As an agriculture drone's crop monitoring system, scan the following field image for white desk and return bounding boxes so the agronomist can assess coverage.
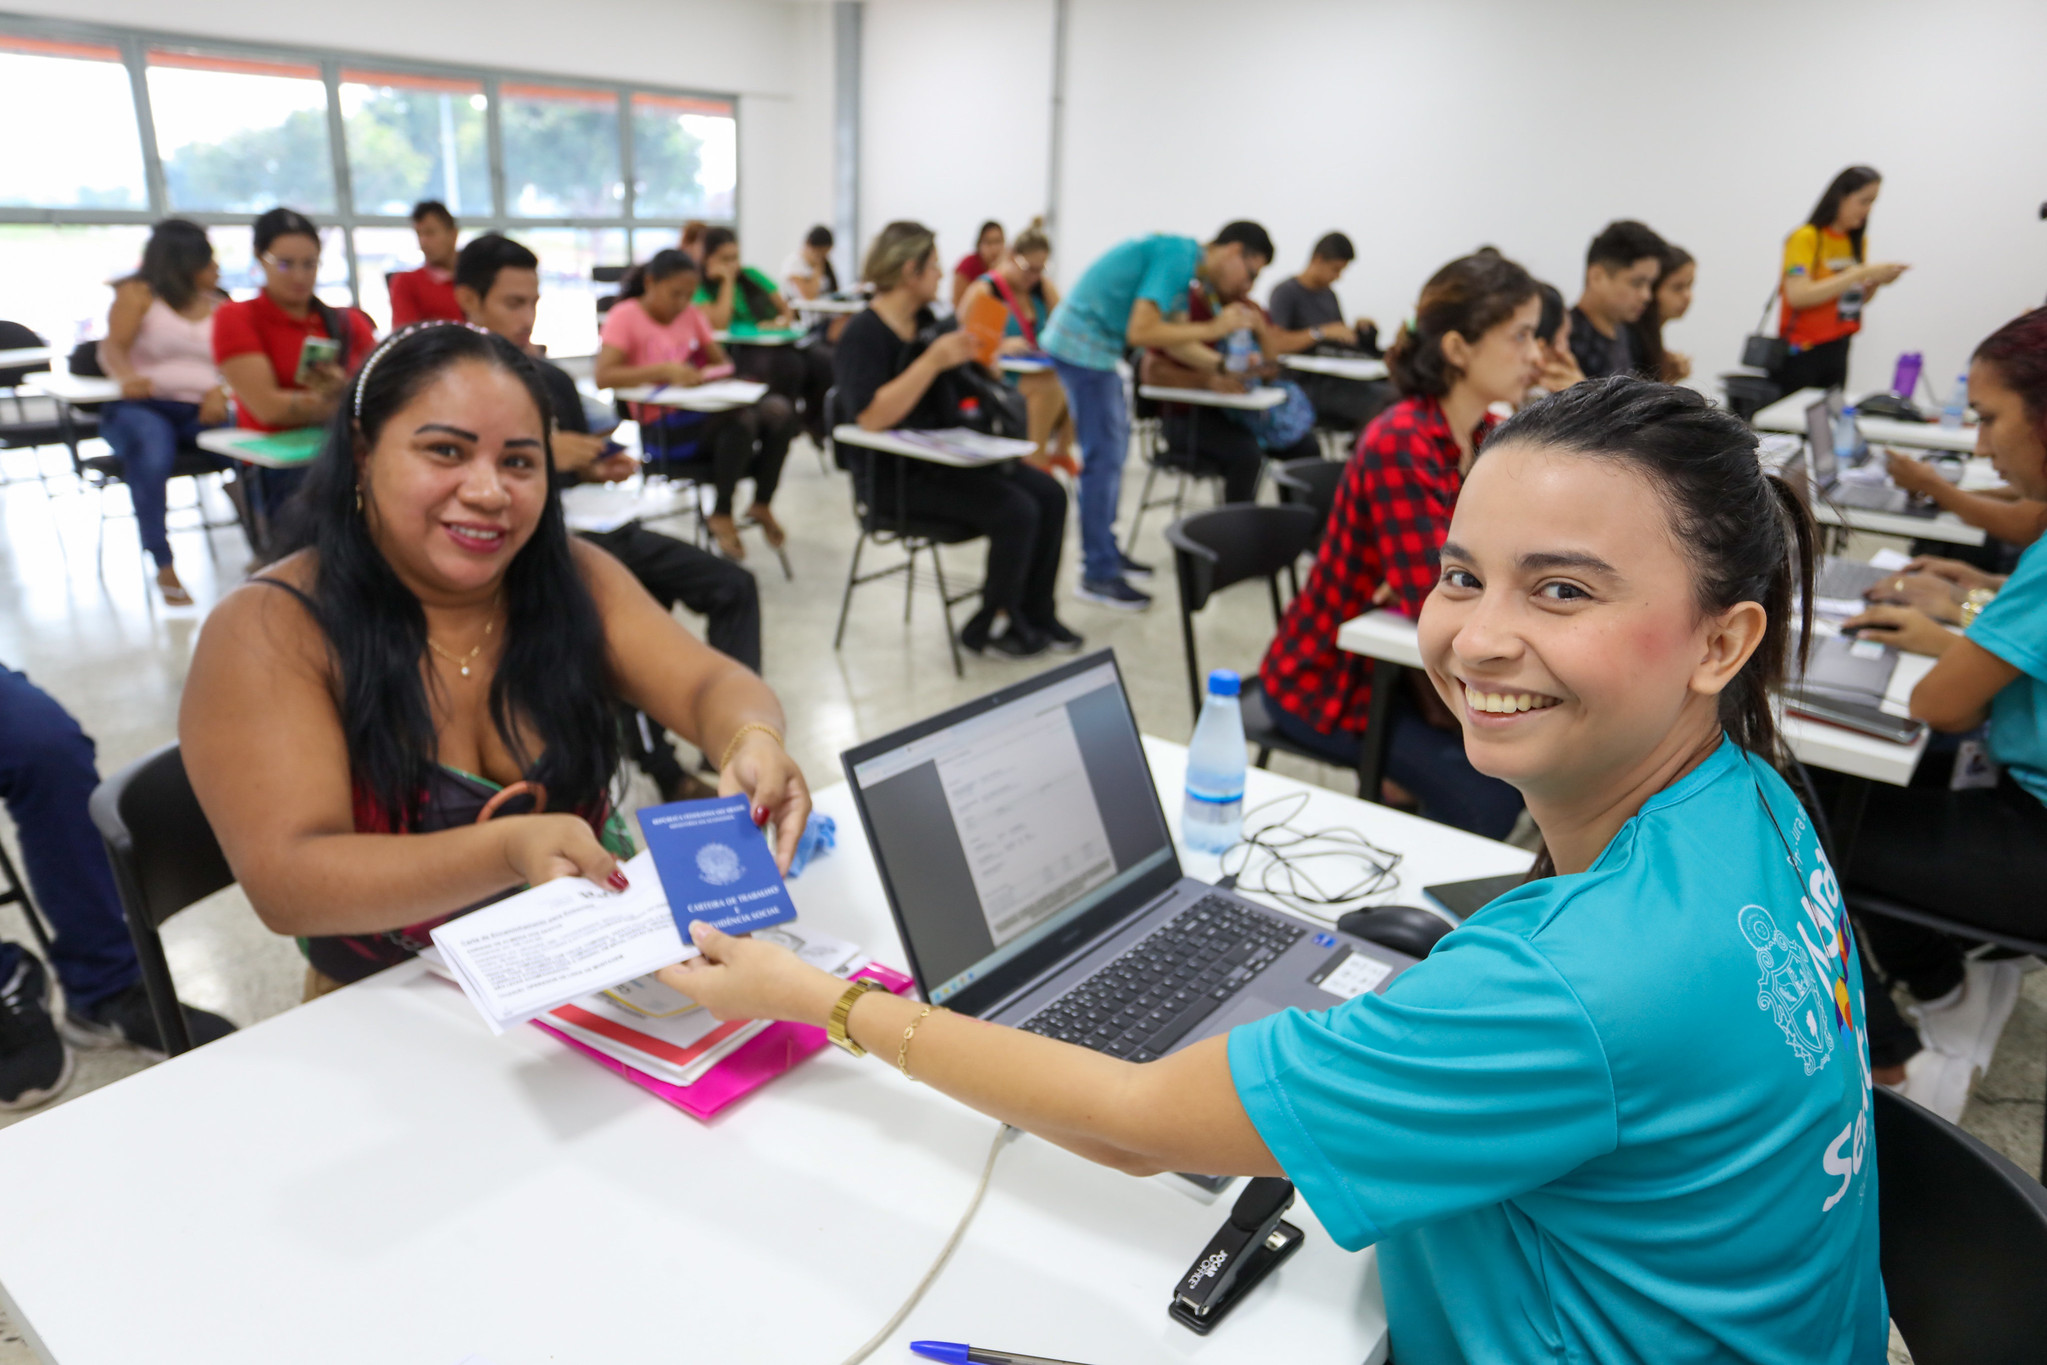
[999,355,1051,375]
[1281,354,1389,382]
[1754,386,1978,455]
[612,379,767,413]
[25,372,121,405]
[1336,609,1934,788]
[1139,384,1287,412]
[831,424,1034,468]
[1811,498,1986,548]
[0,737,1526,1365]
[714,328,800,347]
[790,297,867,317]
[0,346,54,372]
[560,480,700,533]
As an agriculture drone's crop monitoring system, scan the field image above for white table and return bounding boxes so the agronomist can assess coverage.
[999,355,1051,375]
[1139,383,1287,412]
[24,372,122,405]
[713,328,799,347]
[1335,609,1933,788]
[790,296,867,317]
[1754,386,1978,455]
[1281,354,1389,382]
[1756,424,1990,548]
[0,737,1534,1365]
[559,479,701,533]
[612,379,767,413]
[0,346,54,373]
[831,424,1034,468]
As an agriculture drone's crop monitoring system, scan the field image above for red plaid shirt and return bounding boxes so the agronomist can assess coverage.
[1259,394,1495,733]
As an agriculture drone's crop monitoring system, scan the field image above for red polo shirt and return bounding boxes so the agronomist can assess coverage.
[212,292,376,432]
[389,265,463,327]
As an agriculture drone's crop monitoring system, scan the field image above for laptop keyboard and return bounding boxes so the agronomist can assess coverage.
[1816,557,1888,600]
[1018,895,1305,1062]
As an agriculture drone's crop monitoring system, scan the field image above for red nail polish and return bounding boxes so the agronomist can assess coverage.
[608,870,630,891]
[752,804,769,827]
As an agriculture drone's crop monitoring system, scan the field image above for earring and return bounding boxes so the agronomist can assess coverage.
[354,486,363,514]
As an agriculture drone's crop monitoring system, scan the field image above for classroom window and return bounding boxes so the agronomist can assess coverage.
[0,37,148,211]
[630,94,736,221]
[0,224,152,350]
[350,226,429,331]
[500,84,624,220]
[340,70,492,220]
[513,228,626,358]
[147,49,336,215]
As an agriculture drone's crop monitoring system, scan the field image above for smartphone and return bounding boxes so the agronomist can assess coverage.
[294,336,341,387]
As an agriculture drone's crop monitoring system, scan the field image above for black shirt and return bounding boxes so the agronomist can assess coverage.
[532,357,591,436]
[1568,306,1644,381]
[832,306,956,431]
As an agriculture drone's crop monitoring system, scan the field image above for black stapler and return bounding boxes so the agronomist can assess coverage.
[1167,1176,1306,1334]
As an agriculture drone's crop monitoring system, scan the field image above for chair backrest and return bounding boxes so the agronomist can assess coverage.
[592,265,629,284]
[0,320,50,389]
[1271,456,1343,538]
[86,743,235,1056]
[1876,1086,2047,1364]
[1165,503,1322,716]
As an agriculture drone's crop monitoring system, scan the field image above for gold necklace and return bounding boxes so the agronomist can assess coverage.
[426,608,499,679]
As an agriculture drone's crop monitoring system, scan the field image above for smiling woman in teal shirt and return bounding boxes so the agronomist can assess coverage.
[654,378,1884,1363]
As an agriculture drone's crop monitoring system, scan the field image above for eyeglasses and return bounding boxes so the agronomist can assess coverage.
[262,254,321,275]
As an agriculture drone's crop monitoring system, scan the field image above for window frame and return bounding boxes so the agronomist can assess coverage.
[0,13,741,312]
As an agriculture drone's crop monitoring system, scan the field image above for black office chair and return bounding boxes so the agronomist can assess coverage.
[0,321,86,490]
[1876,1086,2047,1362]
[1269,456,1343,546]
[86,743,238,1058]
[824,387,985,678]
[1166,504,1387,798]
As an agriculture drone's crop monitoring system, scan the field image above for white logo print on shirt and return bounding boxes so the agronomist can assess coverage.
[1738,904,1836,1076]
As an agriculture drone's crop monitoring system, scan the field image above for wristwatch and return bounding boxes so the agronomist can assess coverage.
[1308,325,1324,342]
[1959,587,1996,628]
[826,978,888,1056]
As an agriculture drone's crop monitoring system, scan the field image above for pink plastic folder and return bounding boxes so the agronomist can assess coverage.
[532,963,915,1120]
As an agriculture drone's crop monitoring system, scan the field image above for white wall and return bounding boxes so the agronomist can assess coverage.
[5,0,839,263]
[862,0,2047,394]
[860,0,1055,290]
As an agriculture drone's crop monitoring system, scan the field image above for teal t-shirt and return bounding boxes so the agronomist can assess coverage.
[1967,535,2047,804]
[1229,739,1885,1365]
[1041,233,1200,371]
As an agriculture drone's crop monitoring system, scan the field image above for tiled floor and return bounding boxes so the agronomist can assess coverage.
[0,428,2035,1362]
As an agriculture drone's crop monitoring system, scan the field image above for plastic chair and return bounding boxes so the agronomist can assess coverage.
[0,838,57,965]
[0,321,85,490]
[824,387,985,678]
[1876,1085,2047,1363]
[50,387,238,572]
[85,743,237,1057]
[1269,456,1343,546]
[1166,504,1384,796]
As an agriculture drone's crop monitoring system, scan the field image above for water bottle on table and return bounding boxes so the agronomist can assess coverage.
[1833,404,1866,466]
[1941,372,1969,429]
[1184,670,1246,854]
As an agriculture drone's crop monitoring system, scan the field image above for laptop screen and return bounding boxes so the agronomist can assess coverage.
[844,653,1176,1008]
[1804,395,1838,487]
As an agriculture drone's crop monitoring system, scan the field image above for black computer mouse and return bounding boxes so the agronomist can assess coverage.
[1337,905,1454,960]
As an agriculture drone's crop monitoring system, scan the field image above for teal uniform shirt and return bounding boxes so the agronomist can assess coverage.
[1967,535,2047,804]
[1230,739,1885,1364]
[1041,234,1200,371]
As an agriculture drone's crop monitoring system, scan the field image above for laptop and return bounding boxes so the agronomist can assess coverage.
[840,651,1413,1061]
[1802,393,1928,517]
[1785,631,1924,744]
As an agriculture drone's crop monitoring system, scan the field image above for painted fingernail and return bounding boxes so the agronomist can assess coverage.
[753,804,770,827]
[608,870,630,891]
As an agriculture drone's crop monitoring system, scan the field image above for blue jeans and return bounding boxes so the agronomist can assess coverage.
[1050,356,1129,583]
[0,667,139,1010]
[1269,685,1524,841]
[99,399,222,567]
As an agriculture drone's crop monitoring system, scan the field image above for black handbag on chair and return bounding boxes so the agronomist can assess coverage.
[1741,287,1788,373]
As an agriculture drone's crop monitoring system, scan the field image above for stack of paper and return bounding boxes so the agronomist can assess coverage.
[890,428,1039,462]
[428,850,691,1034]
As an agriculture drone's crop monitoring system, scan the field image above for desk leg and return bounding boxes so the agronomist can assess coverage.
[1357,663,1401,802]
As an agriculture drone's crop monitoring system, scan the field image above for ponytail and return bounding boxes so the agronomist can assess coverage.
[619,248,697,302]
[1386,251,1538,398]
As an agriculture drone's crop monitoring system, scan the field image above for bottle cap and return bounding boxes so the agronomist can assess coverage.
[1207,669,1241,698]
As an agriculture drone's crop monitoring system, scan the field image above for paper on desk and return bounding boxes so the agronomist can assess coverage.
[673,378,766,405]
[429,851,694,1034]
[889,427,1039,462]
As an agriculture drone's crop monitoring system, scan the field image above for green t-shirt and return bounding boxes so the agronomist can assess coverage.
[694,266,782,327]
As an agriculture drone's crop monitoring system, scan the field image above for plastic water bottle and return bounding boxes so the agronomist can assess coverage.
[1833,405,1864,465]
[1183,670,1247,854]
[1941,372,1969,429]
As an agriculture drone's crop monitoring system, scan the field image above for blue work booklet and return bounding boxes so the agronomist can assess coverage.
[635,795,797,943]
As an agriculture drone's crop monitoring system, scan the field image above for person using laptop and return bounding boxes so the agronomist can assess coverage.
[181,323,811,1000]
[1833,307,2047,1114]
[1566,220,1665,381]
[1872,447,2047,548]
[661,377,1883,1365]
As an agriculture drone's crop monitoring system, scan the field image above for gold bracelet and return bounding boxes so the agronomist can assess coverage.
[897,1004,941,1080]
[717,722,783,772]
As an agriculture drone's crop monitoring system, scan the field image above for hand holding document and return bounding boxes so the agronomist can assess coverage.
[430,851,692,1034]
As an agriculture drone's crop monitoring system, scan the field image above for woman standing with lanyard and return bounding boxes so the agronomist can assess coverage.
[657,377,1883,1364]
[1771,166,1909,393]
[97,219,230,606]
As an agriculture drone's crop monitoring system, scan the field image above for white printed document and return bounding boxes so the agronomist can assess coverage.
[890,428,1039,462]
[429,851,693,1034]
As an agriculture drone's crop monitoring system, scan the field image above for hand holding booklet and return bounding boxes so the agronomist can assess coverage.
[429,796,798,1034]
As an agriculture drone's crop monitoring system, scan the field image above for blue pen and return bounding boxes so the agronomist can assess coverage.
[910,1342,1097,1365]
